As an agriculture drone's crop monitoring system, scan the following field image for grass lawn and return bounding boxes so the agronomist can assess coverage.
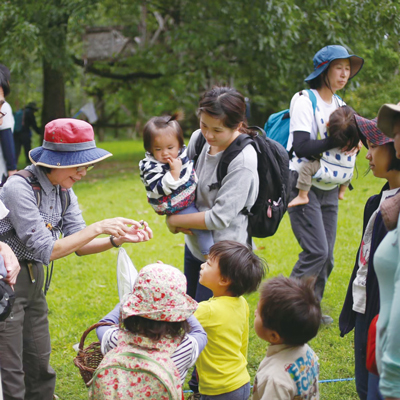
[41,139,381,399]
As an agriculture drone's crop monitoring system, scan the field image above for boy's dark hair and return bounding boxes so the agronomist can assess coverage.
[123,315,190,342]
[328,105,359,152]
[209,240,266,297]
[259,275,321,346]
[143,112,184,153]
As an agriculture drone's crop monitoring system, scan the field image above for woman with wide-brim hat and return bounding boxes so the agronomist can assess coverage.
[0,118,153,400]
[339,115,400,400]
[287,45,364,320]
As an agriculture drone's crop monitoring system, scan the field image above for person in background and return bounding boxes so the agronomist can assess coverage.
[339,115,400,400]
[0,65,17,179]
[287,45,364,323]
[371,103,400,400]
[13,102,41,166]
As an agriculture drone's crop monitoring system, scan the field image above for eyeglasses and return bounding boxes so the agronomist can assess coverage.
[76,164,95,173]
[0,111,7,119]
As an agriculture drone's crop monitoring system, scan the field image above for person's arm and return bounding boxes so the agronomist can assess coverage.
[96,303,120,343]
[292,131,337,159]
[74,221,152,257]
[379,234,400,400]
[0,128,17,172]
[51,218,149,260]
[186,314,208,354]
[0,242,20,287]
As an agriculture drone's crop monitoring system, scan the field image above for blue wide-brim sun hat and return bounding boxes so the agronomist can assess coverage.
[305,45,364,83]
[29,118,112,168]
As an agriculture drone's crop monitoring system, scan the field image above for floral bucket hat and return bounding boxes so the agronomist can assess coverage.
[121,263,198,322]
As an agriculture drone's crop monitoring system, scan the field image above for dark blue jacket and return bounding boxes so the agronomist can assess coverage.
[339,183,389,336]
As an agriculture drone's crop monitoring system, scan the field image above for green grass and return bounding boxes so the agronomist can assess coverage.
[45,140,381,399]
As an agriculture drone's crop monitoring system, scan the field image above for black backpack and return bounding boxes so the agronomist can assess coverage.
[194,126,290,238]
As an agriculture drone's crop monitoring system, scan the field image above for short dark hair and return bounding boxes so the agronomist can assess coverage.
[328,105,359,152]
[259,275,321,346]
[386,142,400,171]
[123,315,190,342]
[143,113,184,154]
[0,71,10,97]
[209,240,267,297]
[197,86,255,136]
[38,165,52,174]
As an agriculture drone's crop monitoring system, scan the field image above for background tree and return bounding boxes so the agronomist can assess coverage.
[1,0,399,138]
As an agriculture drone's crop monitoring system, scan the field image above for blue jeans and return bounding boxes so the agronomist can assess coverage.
[354,312,383,400]
[184,245,213,302]
[178,204,214,255]
[200,382,250,400]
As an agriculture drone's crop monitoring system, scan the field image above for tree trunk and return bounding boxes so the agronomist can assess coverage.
[41,59,66,126]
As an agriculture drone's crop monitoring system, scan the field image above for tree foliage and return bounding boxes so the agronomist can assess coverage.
[1,0,399,134]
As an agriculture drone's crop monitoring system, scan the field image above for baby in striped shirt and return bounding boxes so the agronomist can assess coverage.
[139,113,213,255]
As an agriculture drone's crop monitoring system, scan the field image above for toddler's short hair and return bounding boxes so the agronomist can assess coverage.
[143,112,184,153]
[328,105,359,152]
[259,275,321,346]
[209,240,266,297]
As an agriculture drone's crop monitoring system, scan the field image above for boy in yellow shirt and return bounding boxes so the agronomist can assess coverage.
[193,240,266,399]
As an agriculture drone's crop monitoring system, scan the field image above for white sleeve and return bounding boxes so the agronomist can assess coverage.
[289,95,314,135]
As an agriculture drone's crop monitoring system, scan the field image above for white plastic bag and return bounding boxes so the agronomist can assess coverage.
[117,248,138,301]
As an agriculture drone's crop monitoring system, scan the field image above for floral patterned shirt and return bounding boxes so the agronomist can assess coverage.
[89,329,183,400]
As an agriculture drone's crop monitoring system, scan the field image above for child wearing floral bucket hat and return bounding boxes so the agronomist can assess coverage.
[339,114,400,399]
[0,118,153,400]
[287,45,364,318]
[89,263,198,400]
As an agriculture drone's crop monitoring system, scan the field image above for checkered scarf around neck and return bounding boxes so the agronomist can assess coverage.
[121,263,198,322]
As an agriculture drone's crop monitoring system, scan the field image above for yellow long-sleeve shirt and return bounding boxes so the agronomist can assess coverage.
[194,296,250,395]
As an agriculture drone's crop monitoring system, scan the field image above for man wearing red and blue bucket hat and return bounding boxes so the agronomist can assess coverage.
[0,118,153,400]
[287,45,364,324]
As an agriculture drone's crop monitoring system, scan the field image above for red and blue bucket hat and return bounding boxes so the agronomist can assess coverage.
[355,114,393,147]
[305,45,364,83]
[29,118,112,168]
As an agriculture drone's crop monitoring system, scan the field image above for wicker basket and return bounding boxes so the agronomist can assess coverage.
[73,321,114,386]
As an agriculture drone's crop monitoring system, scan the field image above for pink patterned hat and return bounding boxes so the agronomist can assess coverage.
[121,264,198,322]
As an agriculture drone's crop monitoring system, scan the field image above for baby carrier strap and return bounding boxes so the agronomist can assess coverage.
[91,351,178,400]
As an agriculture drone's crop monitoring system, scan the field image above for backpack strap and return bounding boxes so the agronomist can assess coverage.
[193,131,206,169]
[216,127,265,186]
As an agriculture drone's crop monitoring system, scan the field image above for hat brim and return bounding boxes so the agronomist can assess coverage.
[305,55,364,82]
[377,104,400,138]
[121,293,198,322]
[355,115,393,147]
[28,147,112,168]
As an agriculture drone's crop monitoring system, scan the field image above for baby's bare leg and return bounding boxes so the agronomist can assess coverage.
[338,184,347,200]
[288,189,310,207]
[289,160,321,208]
